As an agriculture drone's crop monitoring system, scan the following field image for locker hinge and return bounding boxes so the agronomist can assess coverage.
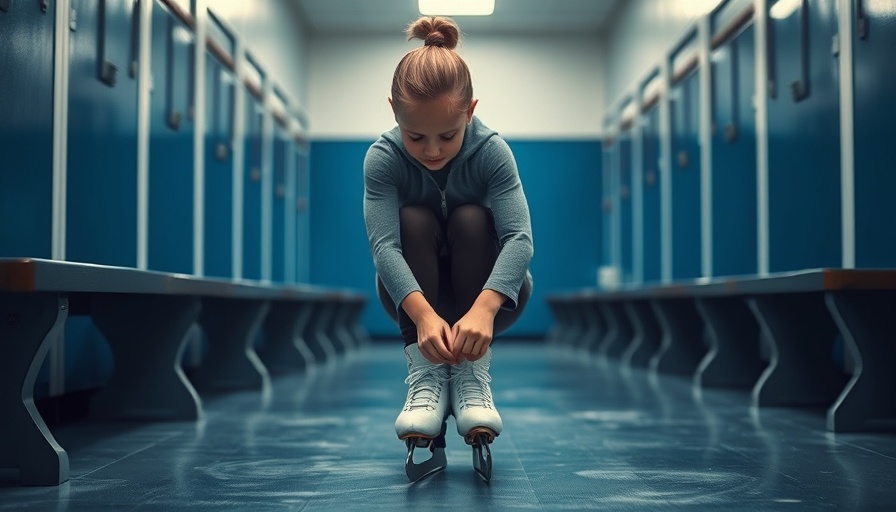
[41,0,49,13]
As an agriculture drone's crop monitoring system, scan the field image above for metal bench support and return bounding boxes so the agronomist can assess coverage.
[90,294,203,420]
[0,293,70,485]
[825,290,896,432]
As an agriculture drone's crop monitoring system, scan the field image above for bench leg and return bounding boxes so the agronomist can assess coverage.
[333,301,358,353]
[348,300,370,347]
[192,298,271,391]
[650,298,705,376]
[623,300,662,369]
[257,301,314,374]
[825,290,896,432]
[0,293,69,485]
[90,294,202,420]
[694,297,765,388]
[307,301,338,363]
[596,301,633,360]
[747,293,847,408]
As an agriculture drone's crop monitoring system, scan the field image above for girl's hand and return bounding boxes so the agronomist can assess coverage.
[417,313,457,365]
[450,305,494,362]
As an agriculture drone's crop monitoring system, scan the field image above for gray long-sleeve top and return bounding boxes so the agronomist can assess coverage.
[363,116,534,312]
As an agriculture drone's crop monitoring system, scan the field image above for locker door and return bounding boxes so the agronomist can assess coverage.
[853,0,896,267]
[147,0,195,273]
[641,102,662,283]
[242,59,267,279]
[767,0,841,271]
[202,28,235,278]
[295,142,310,283]
[710,16,758,277]
[271,114,288,283]
[66,0,140,266]
[670,67,702,280]
[618,123,634,284]
[601,135,616,274]
[0,0,55,258]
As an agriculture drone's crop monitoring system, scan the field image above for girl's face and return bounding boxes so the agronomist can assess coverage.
[391,95,477,172]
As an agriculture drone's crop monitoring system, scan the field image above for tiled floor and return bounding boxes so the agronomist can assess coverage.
[2,341,895,510]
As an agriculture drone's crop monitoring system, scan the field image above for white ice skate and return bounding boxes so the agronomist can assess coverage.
[450,347,503,482]
[395,343,451,482]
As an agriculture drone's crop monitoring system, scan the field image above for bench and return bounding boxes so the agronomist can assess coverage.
[547,269,896,434]
[0,257,368,486]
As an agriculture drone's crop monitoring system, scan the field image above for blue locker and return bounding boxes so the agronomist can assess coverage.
[66,0,139,267]
[669,54,703,280]
[203,26,235,278]
[271,114,288,283]
[601,135,615,270]
[294,139,310,283]
[710,11,758,277]
[766,0,841,271]
[853,0,896,267]
[640,100,662,283]
[0,0,55,259]
[618,124,634,284]
[147,0,195,274]
[242,62,265,281]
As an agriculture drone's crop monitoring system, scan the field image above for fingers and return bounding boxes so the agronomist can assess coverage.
[451,324,490,362]
[419,334,456,365]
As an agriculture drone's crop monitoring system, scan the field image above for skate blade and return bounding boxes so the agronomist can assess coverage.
[471,433,492,483]
[405,441,447,482]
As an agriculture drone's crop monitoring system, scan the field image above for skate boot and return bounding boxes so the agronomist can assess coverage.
[450,348,503,482]
[395,343,451,482]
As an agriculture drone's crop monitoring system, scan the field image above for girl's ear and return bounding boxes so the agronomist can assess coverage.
[466,99,479,123]
[388,97,396,118]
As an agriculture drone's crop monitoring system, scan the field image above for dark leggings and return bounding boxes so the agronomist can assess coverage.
[377,204,530,346]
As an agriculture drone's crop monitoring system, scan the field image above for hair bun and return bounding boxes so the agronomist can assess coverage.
[407,16,460,50]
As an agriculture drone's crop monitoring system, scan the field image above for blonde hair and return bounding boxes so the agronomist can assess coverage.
[391,16,473,114]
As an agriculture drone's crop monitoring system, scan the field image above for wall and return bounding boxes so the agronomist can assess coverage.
[208,0,309,110]
[604,0,724,109]
[307,32,607,337]
[308,33,606,139]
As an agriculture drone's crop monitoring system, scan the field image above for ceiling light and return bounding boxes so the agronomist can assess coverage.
[770,0,800,19]
[418,0,495,16]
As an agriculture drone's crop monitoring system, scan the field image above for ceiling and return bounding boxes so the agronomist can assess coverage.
[293,0,625,36]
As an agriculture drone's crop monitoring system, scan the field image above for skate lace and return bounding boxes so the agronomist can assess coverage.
[452,362,494,410]
[404,366,448,411]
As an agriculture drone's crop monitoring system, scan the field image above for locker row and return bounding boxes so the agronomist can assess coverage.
[1,0,309,283]
[598,0,896,286]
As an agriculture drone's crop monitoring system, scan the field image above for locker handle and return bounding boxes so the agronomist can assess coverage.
[129,0,140,78]
[790,0,810,102]
[856,0,868,40]
[98,0,118,87]
[0,0,9,14]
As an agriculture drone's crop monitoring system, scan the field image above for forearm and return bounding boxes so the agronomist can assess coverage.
[472,289,507,318]
[401,291,439,325]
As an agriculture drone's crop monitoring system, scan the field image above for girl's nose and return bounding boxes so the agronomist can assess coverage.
[424,141,440,157]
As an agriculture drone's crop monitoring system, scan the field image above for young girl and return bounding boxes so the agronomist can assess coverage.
[363,16,533,482]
